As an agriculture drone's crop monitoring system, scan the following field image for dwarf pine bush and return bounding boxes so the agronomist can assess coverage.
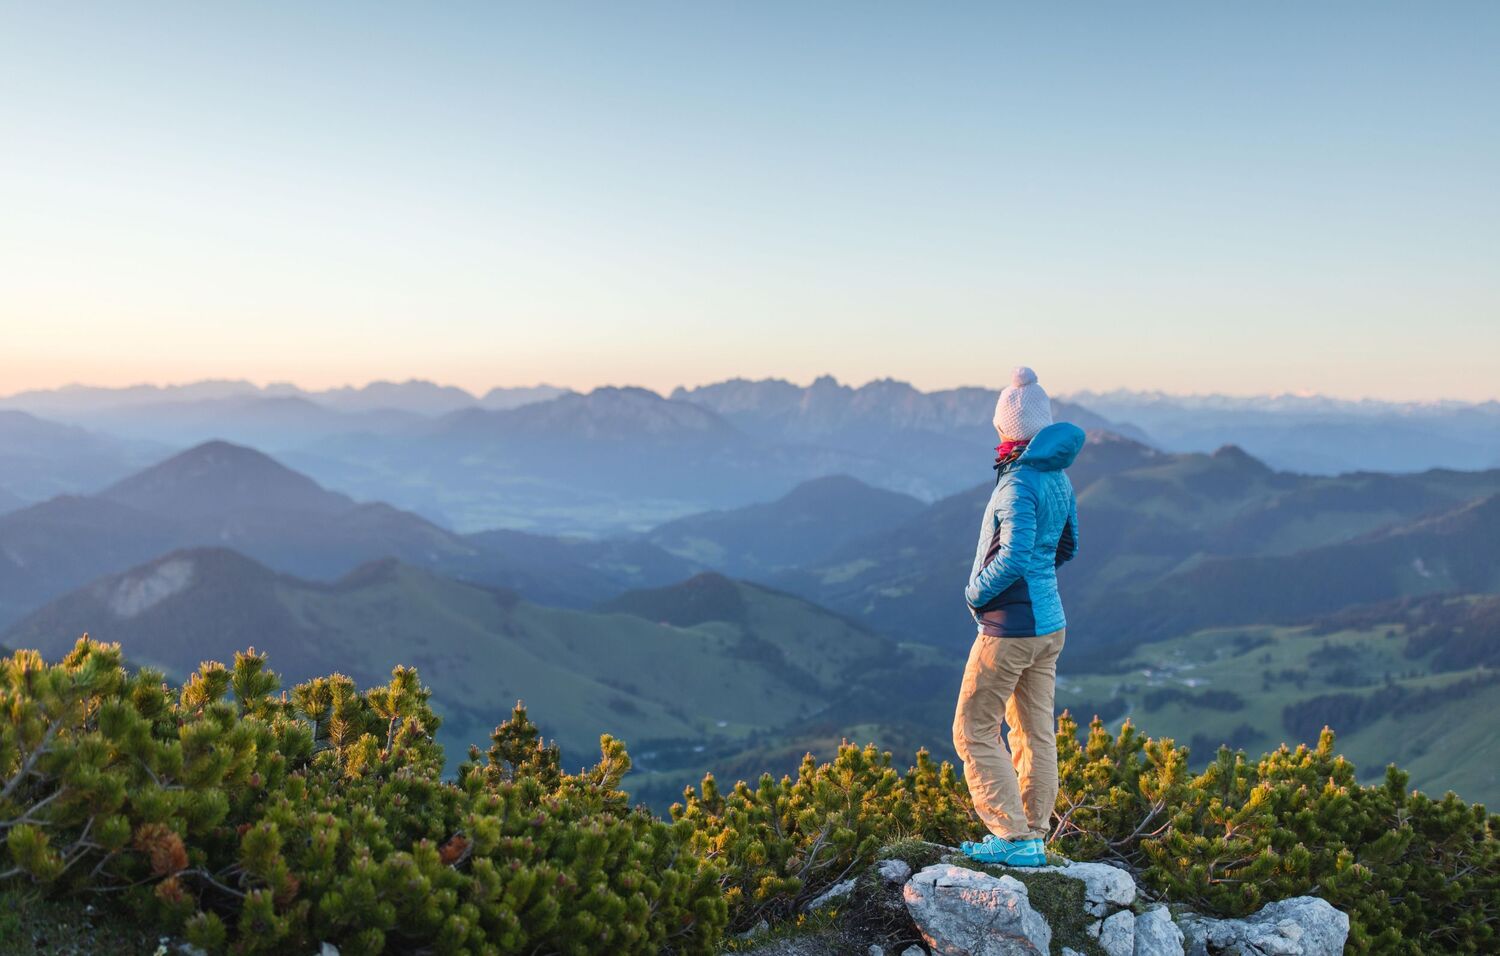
[0,638,725,955]
[3,639,1496,954]
[1053,712,1499,954]
[672,742,971,931]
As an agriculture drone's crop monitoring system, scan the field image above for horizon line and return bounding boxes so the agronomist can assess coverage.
[2,374,1497,408]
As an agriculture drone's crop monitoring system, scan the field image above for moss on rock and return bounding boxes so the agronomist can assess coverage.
[1004,871,1107,956]
[931,856,1107,956]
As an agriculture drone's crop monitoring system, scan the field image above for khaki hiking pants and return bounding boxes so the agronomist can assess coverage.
[951,628,1065,841]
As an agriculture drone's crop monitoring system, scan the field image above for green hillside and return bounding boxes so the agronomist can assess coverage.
[776,440,1500,654]
[599,571,893,685]
[2,549,903,779]
[1085,493,1500,653]
[1334,680,1500,803]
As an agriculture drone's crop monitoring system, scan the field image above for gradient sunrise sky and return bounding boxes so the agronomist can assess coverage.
[2,2,1497,401]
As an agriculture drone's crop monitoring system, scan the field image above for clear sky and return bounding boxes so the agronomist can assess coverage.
[2,2,1497,401]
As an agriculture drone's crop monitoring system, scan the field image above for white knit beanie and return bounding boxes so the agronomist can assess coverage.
[993,366,1053,440]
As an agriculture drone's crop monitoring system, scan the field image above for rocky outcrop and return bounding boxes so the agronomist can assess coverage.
[899,856,1343,956]
[903,864,1052,955]
[1178,896,1349,956]
[1134,905,1187,956]
[738,845,1347,956]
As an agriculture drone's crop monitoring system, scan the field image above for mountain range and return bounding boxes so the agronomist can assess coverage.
[9,377,1500,535]
[273,380,1130,534]
[3,377,1146,534]
[672,375,1143,445]
[3,377,1499,805]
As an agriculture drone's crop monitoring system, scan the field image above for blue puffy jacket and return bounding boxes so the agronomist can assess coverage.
[965,422,1085,637]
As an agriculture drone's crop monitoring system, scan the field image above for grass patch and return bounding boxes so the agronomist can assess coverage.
[877,838,948,872]
[718,903,844,953]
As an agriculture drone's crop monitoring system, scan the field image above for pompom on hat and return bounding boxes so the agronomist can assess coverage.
[993,366,1053,441]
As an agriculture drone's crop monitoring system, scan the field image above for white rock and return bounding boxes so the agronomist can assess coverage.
[879,858,915,884]
[1134,906,1186,956]
[1179,897,1348,956]
[320,945,340,956]
[1031,861,1137,916]
[1098,910,1135,956]
[902,948,927,956]
[803,877,857,912]
[1063,950,1086,956]
[903,864,1051,955]
[736,918,770,941]
[869,946,885,956]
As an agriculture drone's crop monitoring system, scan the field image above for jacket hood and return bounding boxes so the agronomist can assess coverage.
[1017,422,1086,472]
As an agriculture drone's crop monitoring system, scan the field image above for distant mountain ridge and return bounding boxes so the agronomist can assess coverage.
[2,376,1143,533]
[643,474,924,576]
[0,376,1128,534]
[1066,388,1500,415]
[12,373,1499,538]
[672,375,1144,444]
[429,386,740,443]
[0,379,569,415]
[1067,389,1500,474]
[305,386,940,533]
[0,440,697,627]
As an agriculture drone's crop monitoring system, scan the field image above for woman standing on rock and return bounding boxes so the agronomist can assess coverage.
[952,366,1084,866]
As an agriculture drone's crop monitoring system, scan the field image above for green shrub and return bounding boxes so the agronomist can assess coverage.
[5,637,1496,954]
[0,638,726,954]
[1053,712,1499,954]
[672,742,971,931]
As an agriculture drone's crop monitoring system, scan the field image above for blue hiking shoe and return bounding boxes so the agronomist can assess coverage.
[960,835,1046,866]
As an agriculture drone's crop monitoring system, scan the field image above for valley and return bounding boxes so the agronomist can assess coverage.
[1053,597,1500,801]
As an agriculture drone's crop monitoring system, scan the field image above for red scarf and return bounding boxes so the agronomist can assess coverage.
[994,438,1030,467]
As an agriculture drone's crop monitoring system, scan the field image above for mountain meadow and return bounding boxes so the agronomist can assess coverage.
[2,378,1498,953]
